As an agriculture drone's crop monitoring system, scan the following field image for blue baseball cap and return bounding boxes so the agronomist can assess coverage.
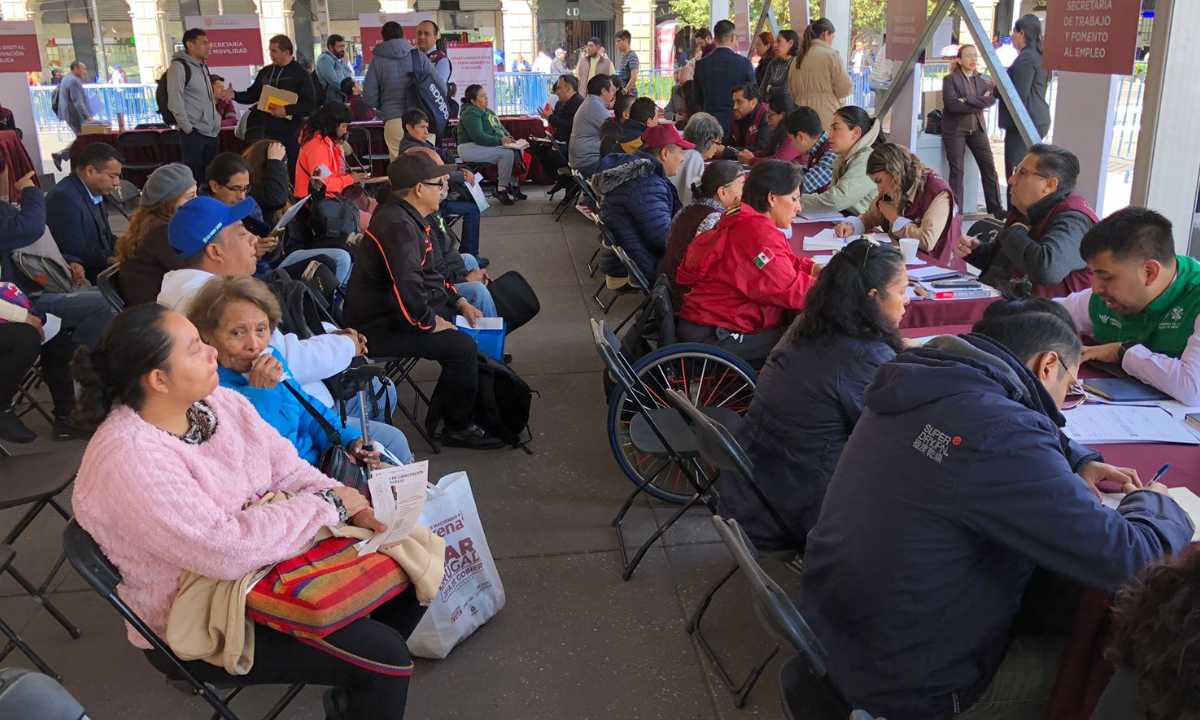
[168,196,257,260]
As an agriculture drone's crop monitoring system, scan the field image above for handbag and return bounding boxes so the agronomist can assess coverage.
[488,271,541,334]
[280,380,367,491]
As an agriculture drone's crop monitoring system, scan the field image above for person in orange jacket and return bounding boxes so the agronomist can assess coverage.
[675,160,818,368]
[293,102,369,199]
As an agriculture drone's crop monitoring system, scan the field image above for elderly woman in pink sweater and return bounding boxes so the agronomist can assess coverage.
[71,303,424,720]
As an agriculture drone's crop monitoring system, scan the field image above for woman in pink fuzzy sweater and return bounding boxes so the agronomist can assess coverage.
[72,304,425,719]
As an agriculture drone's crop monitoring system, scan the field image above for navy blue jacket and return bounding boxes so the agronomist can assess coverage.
[594,153,681,282]
[45,174,115,282]
[722,327,896,553]
[692,46,756,138]
[799,333,1195,720]
[0,187,48,296]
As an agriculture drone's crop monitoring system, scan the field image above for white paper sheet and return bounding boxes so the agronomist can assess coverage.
[41,313,61,344]
[802,228,848,251]
[507,138,530,150]
[456,316,505,331]
[1102,489,1200,540]
[359,461,430,555]
[1062,405,1200,445]
[466,177,490,212]
[908,266,962,281]
[797,209,847,222]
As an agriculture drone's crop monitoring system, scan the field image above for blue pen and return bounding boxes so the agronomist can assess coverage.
[1149,463,1171,485]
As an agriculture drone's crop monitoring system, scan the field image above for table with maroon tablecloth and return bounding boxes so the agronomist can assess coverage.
[0,129,40,202]
[69,127,247,187]
[904,320,1200,720]
[791,221,997,330]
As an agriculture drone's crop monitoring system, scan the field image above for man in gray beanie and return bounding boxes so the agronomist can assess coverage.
[116,163,198,305]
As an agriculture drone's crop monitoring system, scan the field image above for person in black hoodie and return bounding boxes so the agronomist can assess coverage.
[232,35,316,173]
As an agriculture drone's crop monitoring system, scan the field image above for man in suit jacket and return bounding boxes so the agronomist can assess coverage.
[46,142,123,282]
[692,19,756,140]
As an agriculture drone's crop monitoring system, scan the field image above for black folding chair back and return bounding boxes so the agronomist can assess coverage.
[115,131,163,174]
[107,179,141,220]
[712,516,850,720]
[63,520,305,720]
[0,549,60,680]
[0,668,85,719]
[97,263,125,312]
[616,274,677,370]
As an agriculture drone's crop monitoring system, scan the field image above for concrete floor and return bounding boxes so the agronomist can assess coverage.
[0,191,798,719]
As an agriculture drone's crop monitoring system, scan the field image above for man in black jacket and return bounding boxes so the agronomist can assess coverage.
[534,74,583,192]
[692,19,756,139]
[343,152,504,450]
[231,34,316,172]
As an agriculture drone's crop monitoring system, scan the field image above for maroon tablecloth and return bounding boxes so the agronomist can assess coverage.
[791,222,996,329]
[903,319,1200,720]
[70,127,247,187]
[0,129,40,201]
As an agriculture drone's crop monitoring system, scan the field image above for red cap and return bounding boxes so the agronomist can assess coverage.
[640,124,695,150]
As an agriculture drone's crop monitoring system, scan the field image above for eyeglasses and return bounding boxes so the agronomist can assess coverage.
[223,184,251,194]
[1062,365,1090,411]
[421,180,449,190]
[1012,167,1050,181]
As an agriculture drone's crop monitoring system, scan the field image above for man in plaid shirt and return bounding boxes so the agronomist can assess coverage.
[785,106,838,194]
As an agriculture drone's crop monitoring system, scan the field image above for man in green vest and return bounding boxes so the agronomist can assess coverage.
[1057,206,1200,405]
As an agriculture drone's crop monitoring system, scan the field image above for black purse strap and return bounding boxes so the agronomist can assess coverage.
[281,379,344,447]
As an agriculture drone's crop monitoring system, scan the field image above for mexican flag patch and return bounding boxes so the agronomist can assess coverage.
[753,248,775,269]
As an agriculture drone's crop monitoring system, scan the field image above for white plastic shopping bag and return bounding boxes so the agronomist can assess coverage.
[406,472,506,658]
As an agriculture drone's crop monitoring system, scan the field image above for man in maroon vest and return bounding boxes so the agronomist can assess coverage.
[416,20,452,84]
[953,143,1097,297]
[719,83,771,159]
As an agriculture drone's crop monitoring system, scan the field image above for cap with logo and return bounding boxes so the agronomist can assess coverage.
[387,152,456,191]
[640,124,695,151]
[168,196,257,260]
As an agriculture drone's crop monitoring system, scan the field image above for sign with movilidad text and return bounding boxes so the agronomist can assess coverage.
[359,13,434,65]
[887,0,928,62]
[1043,0,1141,75]
[0,22,41,73]
[184,16,263,66]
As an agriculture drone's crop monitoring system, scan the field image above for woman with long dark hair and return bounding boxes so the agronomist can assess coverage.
[760,29,800,97]
[675,160,818,367]
[735,91,800,165]
[719,238,909,552]
[457,83,525,205]
[753,31,776,88]
[113,163,198,306]
[787,18,854,128]
[294,101,368,198]
[800,105,883,215]
[998,14,1051,186]
[660,160,745,307]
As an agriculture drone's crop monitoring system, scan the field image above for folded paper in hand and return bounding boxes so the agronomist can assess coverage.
[359,461,429,555]
[258,85,298,120]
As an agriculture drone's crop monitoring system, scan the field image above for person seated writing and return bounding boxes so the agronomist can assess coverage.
[954,144,1096,297]
[798,302,1194,720]
[399,109,484,258]
[720,239,908,553]
[784,105,838,194]
[342,152,502,450]
[676,160,818,367]
[188,275,412,466]
[799,105,881,217]
[715,83,771,159]
[457,84,526,205]
[834,142,962,268]
[1057,206,1200,406]
[113,164,197,306]
[294,102,371,200]
[593,125,687,285]
[730,91,799,165]
[660,160,745,308]
[70,304,428,720]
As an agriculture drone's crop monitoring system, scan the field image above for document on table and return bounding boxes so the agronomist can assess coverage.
[802,228,848,251]
[797,209,847,222]
[359,461,430,555]
[1062,405,1200,445]
[456,316,505,331]
[1101,488,1200,540]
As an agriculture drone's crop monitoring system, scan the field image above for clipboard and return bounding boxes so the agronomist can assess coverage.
[258,85,298,120]
[270,201,308,237]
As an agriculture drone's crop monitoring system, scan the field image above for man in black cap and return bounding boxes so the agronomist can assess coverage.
[343,152,504,450]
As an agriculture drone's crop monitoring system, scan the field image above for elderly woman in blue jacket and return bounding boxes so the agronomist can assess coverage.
[593,125,689,282]
[187,275,413,467]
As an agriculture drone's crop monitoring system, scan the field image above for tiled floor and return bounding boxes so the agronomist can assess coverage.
[0,190,797,719]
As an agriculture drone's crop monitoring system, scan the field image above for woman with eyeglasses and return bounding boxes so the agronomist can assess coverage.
[660,160,745,308]
[734,91,801,166]
[113,163,198,306]
[717,238,909,553]
[675,160,818,368]
[941,44,1004,217]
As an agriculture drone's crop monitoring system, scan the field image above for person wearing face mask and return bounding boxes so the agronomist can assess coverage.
[718,239,909,554]
[1055,207,1200,406]
[660,160,744,308]
[675,160,818,368]
[315,34,355,105]
[294,102,370,199]
[799,105,882,216]
[941,44,1004,217]
[798,302,1194,720]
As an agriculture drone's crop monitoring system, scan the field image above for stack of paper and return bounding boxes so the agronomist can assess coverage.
[1062,405,1200,445]
[797,209,847,222]
[359,461,430,555]
[507,138,531,150]
[802,228,848,251]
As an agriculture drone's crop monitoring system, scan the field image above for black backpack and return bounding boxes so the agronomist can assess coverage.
[311,68,327,108]
[426,352,535,451]
[488,271,540,334]
[50,85,60,114]
[155,58,191,126]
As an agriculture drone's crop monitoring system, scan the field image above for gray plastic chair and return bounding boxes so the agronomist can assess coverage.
[0,668,87,719]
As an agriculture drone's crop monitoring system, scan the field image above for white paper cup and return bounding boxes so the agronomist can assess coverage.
[898,237,919,263]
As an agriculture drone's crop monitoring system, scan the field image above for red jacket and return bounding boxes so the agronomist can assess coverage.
[676,204,816,333]
[295,133,354,197]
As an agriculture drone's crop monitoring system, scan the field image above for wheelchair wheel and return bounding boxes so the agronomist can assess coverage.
[606,343,758,504]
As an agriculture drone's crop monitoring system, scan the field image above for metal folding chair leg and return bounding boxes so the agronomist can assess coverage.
[592,280,621,313]
[612,456,718,580]
[553,184,582,221]
[0,614,59,680]
[586,245,602,277]
[614,295,650,334]
[383,358,441,454]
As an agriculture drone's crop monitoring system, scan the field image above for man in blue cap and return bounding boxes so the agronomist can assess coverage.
[156,196,259,314]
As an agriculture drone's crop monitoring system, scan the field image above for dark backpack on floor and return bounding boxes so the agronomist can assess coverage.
[488,271,540,334]
[155,58,191,126]
[426,352,535,451]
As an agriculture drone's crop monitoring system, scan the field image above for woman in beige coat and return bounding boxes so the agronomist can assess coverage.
[787,18,854,128]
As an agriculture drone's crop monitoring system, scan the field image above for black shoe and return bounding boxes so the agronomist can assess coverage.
[51,414,90,442]
[495,189,515,206]
[52,151,63,172]
[442,423,509,450]
[475,256,490,269]
[511,185,528,201]
[502,353,513,364]
[322,688,348,720]
[0,408,36,443]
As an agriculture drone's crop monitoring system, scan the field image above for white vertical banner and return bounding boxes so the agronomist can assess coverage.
[446,42,495,105]
[0,22,44,175]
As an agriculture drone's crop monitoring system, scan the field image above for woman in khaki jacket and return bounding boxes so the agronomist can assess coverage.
[787,18,854,128]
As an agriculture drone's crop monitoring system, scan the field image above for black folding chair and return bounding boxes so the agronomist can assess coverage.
[0,667,86,718]
[711,516,851,720]
[0,549,61,680]
[96,263,125,313]
[664,388,804,707]
[106,179,141,220]
[590,221,650,320]
[377,356,441,454]
[115,132,161,177]
[591,318,738,580]
[11,364,54,426]
[63,520,306,720]
[157,129,182,162]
